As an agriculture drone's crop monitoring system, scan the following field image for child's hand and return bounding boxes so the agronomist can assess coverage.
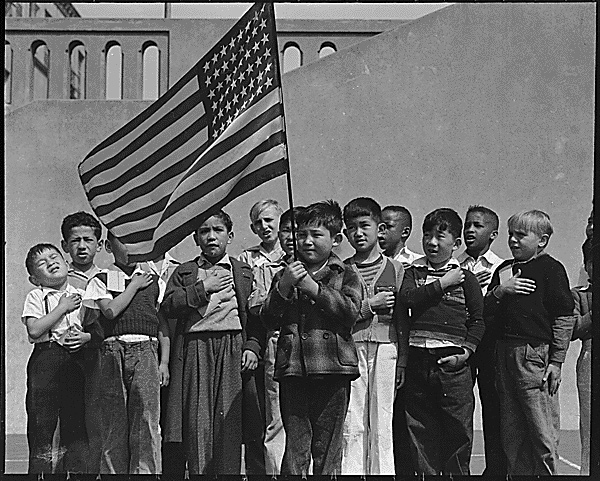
[369,291,396,311]
[542,361,561,396]
[438,347,470,369]
[63,326,91,352]
[241,350,259,372]
[203,270,233,294]
[499,269,536,296]
[159,362,170,387]
[278,261,307,295]
[129,272,153,290]
[439,267,465,290]
[474,270,492,288]
[395,365,405,392]
[58,293,82,313]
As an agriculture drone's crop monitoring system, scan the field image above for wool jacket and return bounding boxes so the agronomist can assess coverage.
[484,253,575,363]
[261,253,362,380]
[571,285,592,341]
[160,256,264,443]
[399,262,485,353]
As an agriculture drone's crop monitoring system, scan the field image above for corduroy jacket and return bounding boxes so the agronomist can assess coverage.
[261,253,362,380]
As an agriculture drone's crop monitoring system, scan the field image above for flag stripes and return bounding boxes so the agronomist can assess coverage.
[79,3,288,262]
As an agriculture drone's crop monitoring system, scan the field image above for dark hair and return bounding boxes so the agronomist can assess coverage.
[582,237,593,264]
[466,205,499,230]
[61,211,102,241]
[422,208,463,239]
[207,209,234,233]
[280,206,305,228]
[382,205,412,230]
[297,200,343,236]
[26,243,63,276]
[343,197,382,224]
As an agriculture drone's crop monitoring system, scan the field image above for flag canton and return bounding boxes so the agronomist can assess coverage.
[200,4,279,141]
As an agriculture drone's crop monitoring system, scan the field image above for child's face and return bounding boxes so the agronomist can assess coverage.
[508,227,547,261]
[29,248,69,289]
[463,212,497,255]
[344,215,381,253]
[378,210,408,254]
[61,225,102,268]
[422,227,460,268]
[278,220,296,257]
[195,216,233,261]
[106,236,132,267]
[250,206,280,245]
[297,223,341,268]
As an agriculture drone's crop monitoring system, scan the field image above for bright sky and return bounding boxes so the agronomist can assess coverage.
[73,3,449,20]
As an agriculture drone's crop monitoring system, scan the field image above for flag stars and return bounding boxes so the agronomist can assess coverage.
[222,60,229,71]
[252,42,260,53]
[212,52,219,64]
[212,101,218,111]
[203,63,210,73]
[239,71,246,83]
[255,57,262,69]
[247,63,254,75]
[225,73,232,83]
[263,48,271,59]
[220,45,227,57]
[248,77,255,89]
[216,81,223,91]
[237,30,243,41]
[245,22,251,32]
[232,93,239,104]
[261,33,269,45]
[265,77,273,88]
[244,50,251,60]
[229,38,236,49]
[231,51,237,62]
[225,100,231,111]
[265,62,272,73]
[214,66,220,77]
[256,84,263,95]
[218,109,224,119]
[241,86,247,97]
[252,27,258,37]
[259,18,267,30]
[231,77,238,89]
[257,70,264,82]
[205,76,211,87]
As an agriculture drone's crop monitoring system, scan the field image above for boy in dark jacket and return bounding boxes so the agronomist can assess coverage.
[262,200,362,476]
[399,208,484,475]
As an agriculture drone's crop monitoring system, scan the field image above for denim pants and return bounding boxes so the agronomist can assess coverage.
[342,342,397,475]
[279,376,350,475]
[405,346,474,475]
[26,342,88,474]
[99,338,161,474]
[495,340,559,475]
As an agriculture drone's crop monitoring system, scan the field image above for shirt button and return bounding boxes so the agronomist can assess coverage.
[323,332,330,339]
[301,333,308,340]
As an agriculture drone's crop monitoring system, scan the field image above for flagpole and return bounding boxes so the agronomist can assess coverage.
[268,3,298,261]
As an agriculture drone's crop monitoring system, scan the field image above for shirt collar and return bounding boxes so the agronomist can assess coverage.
[197,253,232,269]
[247,243,285,260]
[457,249,502,266]
[413,256,460,272]
[310,253,345,280]
[40,283,79,298]
[68,263,101,278]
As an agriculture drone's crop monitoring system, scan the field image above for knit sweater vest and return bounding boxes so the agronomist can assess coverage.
[96,272,160,338]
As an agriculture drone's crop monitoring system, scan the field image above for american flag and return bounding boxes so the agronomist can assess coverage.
[79,3,288,262]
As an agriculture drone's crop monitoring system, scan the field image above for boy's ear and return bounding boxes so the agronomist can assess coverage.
[97,240,104,252]
[332,232,343,247]
[250,223,257,235]
[401,226,411,240]
[28,274,40,286]
[490,230,498,243]
[538,234,550,249]
[453,237,462,251]
[105,239,113,254]
[227,231,234,244]
[60,239,69,254]
[193,231,200,246]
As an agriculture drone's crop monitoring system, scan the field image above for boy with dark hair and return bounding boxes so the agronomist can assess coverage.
[485,210,575,475]
[161,210,265,475]
[571,237,592,474]
[22,244,90,473]
[82,232,170,474]
[457,205,505,475]
[341,197,406,475]
[262,200,362,475]
[379,205,421,267]
[399,208,484,475]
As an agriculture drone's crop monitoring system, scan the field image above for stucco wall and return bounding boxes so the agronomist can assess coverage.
[5,3,595,433]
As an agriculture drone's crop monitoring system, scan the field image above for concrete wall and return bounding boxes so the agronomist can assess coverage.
[5,3,595,433]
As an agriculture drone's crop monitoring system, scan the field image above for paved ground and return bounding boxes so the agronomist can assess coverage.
[4,430,583,475]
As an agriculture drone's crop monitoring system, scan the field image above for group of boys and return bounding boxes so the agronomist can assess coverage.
[21,197,588,476]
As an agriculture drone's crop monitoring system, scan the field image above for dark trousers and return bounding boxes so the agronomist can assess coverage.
[279,376,350,475]
[26,342,88,474]
[470,334,507,476]
[393,386,415,475]
[405,347,474,475]
[243,366,266,474]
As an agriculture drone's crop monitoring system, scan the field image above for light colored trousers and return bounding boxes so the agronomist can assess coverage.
[264,330,286,474]
[342,341,397,475]
[577,339,591,475]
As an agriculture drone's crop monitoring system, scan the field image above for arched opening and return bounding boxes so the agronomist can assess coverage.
[319,42,337,59]
[282,43,302,74]
[105,42,122,100]
[31,41,49,100]
[142,42,159,100]
[5,41,12,104]
[69,41,87,99]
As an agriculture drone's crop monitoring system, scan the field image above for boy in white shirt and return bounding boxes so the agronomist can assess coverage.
[22,243,90,473]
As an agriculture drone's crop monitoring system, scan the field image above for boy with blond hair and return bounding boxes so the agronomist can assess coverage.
[239,199,285,268]
[485,210,575,475]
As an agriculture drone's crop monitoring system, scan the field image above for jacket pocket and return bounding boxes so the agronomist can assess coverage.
[336,332,358,367]
[275,333,293,370]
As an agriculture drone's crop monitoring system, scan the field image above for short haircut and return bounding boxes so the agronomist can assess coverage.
[382,205,412,230]
[343,197,382,224]
[206,209,234,233]
[582,237,593,264]
[26,243,63,276]
[249,199,283,222]
[297,199,343,236]
[466,205,499,230]
[61,211,102,241]
[422,208,463,239]
[507,210,553,238]
[280,206,305,227]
